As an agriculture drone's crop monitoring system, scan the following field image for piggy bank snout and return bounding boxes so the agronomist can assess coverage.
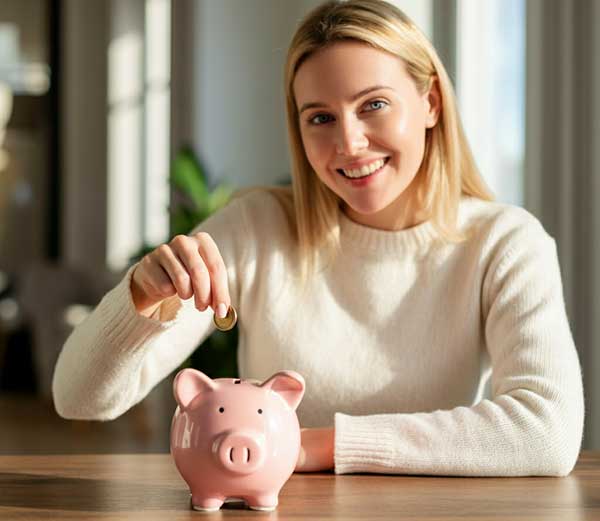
[212,430,267,476]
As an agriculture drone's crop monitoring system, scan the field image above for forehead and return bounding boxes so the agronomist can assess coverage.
[293,41,410,103]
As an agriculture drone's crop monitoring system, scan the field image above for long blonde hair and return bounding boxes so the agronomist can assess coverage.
[235,0,494,290]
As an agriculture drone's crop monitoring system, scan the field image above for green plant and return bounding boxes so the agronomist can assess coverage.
[169,146,235,237]
[131,146,239,378]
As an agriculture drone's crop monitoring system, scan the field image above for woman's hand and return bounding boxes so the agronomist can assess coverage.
[130,232,231,318]
[295,427,335,473]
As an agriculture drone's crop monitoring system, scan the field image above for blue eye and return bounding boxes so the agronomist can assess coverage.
[366,100,387,111]
[309,114,333,125]
[307,100,388,126]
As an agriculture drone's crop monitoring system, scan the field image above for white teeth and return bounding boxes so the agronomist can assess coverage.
[342,158,385,178]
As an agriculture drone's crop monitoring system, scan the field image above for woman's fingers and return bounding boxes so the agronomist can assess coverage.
[132,232,230,316]
[194,232,231,316]
[170,234,212,311]
[165,233,231,315]
[140,254,177,300]
[154,242,193,300]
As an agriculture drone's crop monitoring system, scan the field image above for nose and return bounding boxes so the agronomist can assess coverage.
[213,430,266,475]
[335,116,369,155]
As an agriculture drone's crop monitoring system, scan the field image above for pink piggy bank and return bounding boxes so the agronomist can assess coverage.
[170,368,306,512]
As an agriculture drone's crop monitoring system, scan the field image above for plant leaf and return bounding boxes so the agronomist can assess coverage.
[170,148,209,212]
[208,184,235,214]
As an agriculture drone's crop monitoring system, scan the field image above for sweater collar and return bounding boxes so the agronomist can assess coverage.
[337,206,439,256]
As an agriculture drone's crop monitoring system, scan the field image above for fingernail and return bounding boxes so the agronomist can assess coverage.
[217,303,227,319]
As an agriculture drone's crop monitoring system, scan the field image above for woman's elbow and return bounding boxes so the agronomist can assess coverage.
[539,447,579,476]
[543,432,582,476]
[52,375,126,422]
[531,411,584,476]
[53,394,127,422]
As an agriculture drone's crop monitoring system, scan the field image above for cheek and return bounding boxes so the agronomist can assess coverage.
[383,113,426,159]
[380,111,410,142]
[301,131,330,168]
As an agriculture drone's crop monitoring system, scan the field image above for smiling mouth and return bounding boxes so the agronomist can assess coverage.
[336,157,390,179]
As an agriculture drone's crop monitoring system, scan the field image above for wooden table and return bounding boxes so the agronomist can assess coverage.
[1,452,599,520]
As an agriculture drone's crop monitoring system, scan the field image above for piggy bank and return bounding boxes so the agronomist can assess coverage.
[170,368,306,512]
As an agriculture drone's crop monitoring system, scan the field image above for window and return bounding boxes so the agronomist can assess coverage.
[143,0,171,248]
[456,0,526,206]
[107,0,171,270]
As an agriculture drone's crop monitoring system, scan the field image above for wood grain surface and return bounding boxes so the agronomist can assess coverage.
[0,452,598,520]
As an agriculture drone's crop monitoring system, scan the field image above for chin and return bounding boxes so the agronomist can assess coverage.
[343,196,394,216]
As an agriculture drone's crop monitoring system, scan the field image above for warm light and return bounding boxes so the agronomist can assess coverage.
[106,1,171,270]
[108,33,143,106]
[107,32,144,270]
[144,0,171,246]
[457,0,525,205]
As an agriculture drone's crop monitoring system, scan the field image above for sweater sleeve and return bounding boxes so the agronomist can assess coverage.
[333,220,585,476]
[52,196,250,421]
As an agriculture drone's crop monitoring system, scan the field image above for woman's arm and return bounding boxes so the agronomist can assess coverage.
[52,198,249,421]
[332,223,584,476]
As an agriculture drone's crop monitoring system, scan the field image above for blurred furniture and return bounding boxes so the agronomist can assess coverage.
[0,452,597,519]
[0,0,57,274]
[16,261,122,400]
[0,81,13,172]
[12,261,176,446]
[0,266,38,392]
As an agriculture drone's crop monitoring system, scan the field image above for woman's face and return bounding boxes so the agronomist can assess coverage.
[293,41,440,230]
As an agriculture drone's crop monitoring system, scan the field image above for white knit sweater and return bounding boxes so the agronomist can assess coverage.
[52,189,584,476]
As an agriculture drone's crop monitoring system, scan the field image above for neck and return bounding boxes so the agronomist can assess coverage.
[341,183,428,231]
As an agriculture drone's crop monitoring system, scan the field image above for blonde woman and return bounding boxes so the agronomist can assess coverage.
[53,0,584,476]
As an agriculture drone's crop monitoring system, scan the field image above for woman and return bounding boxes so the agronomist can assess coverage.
[52,0,584,476]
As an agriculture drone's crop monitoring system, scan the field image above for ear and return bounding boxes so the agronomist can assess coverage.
[260,370,306,411]
[173,368,216,409]
[424,75,441,129]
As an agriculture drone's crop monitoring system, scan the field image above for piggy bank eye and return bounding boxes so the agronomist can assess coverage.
[258,409,263,414]
[219,407,225,413]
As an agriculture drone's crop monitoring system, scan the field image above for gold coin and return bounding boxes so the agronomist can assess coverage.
[213,305,237,331]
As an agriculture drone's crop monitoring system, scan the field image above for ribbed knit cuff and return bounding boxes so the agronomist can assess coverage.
[94,263,181,358]
[334,412,398,474]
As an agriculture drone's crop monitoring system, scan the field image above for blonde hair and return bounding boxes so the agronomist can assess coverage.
[235,0,494,290]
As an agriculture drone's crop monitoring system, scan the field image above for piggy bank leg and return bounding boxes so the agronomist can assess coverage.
[190,493,225,512]
[245,493,278,511]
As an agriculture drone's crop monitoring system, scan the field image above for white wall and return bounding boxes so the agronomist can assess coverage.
[188,1,312,188]
[390,0,433,39]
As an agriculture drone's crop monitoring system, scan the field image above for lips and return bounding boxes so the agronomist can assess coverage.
[336,157,390,179]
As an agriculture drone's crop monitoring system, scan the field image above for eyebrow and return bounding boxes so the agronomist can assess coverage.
[298,85,395,114]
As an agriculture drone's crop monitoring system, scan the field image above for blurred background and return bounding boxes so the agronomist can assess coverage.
[0,0,598,455]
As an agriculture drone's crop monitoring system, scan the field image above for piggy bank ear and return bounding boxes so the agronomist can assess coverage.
[260,370,305,411]
[173,368,216,409]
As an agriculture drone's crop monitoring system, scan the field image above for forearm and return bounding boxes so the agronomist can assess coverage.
[333,385,584,477]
